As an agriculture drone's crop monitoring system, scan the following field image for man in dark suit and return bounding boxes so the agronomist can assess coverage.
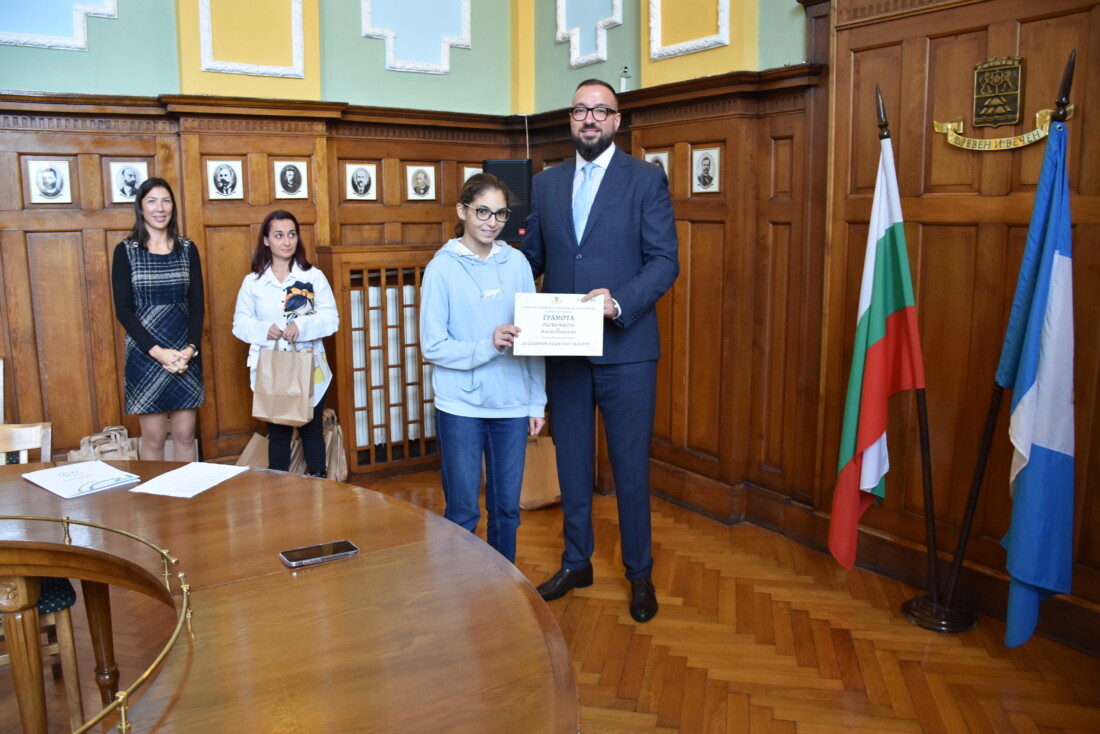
[522,79,679,623]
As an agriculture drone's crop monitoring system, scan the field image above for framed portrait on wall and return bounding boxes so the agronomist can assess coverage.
[207,159,244,200]
[691,147,720,194]
[274,161,308,199]
[109,161,148,203]
[345,163,377,200]
[406,165,435,200]
[28,159,72,204]
[644,151,670,180]
[462,165,482,183]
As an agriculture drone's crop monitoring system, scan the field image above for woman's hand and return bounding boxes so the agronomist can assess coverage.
[178,344,198,368]
[267,323,284,340]
[281,321,299,343]
[493,324,520,350]
[529,417,546,436]
[149,345,186,374]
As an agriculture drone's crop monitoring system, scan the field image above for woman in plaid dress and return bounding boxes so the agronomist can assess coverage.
[111,177,205,460]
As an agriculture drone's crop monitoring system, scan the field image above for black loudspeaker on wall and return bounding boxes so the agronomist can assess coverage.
[482,159,532,243]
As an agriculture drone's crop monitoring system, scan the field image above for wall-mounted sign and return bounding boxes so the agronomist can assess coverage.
[933,56,1073,151]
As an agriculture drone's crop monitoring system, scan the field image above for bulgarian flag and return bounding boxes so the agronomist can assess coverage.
[828,138,926,569]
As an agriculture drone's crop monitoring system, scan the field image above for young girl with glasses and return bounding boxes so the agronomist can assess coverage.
[419,173,546,563]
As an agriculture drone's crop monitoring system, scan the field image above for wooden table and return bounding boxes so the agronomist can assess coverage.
[0,462,578,732]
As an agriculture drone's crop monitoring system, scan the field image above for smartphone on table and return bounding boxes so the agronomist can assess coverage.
[279,539,359,568]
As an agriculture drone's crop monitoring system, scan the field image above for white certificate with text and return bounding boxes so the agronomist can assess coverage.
[513,293,603,356]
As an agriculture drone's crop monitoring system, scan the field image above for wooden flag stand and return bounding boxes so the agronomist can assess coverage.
[899,50,1076,634]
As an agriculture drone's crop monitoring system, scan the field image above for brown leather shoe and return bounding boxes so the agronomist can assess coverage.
[536,564,594,601]
[630,576,658,623]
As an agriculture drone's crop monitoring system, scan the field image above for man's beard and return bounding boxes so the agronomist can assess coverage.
[573,126,614,162]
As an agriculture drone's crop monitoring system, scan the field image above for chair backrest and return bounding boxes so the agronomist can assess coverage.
[0,422,52,463]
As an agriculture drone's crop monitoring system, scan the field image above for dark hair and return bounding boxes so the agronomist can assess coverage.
[129,177,180,250]
[251,210,312,276]
[574,78,619,106]
[454,173,517,238]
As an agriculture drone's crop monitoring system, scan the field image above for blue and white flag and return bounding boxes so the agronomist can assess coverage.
[994,121,1075,648]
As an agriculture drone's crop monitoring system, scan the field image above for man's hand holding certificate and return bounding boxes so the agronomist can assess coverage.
[513,293,604,356]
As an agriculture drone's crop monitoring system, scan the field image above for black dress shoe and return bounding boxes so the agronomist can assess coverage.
[536,564,593,601]
[630,577,658,623]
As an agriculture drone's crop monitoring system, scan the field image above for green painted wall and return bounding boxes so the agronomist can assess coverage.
[533,0,641,115]
[0,0,179,96]
[759,0,806,70]
[319,0,512,114]
[0,1,805,114]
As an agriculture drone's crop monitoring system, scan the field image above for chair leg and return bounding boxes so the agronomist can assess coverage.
[54,608,85,731]
[44,619,61,679]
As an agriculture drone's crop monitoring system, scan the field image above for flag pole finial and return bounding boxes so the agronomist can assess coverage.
[875,85,891,140]
[1052,49,1076,122]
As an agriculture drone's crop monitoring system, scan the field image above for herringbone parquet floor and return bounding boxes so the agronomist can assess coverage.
[4,469,1099,732]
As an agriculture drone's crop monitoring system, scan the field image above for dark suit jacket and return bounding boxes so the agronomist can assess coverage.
[522,148,679,364]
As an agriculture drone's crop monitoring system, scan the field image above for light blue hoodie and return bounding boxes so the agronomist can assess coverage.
[420,239,546,419]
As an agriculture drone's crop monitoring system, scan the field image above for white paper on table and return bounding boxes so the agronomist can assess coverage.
[129,463,250,498]
[22,461,140,499]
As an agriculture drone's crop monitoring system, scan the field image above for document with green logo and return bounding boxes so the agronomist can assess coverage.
[513,293,603,356]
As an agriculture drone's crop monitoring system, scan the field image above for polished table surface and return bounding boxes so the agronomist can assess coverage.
[0,462,578,732]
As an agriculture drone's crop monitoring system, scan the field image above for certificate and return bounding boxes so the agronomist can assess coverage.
[513,293,603,356]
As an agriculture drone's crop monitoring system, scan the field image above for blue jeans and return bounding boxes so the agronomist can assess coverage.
[435,409,528,563]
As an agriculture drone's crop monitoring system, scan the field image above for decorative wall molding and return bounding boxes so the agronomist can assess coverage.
[835,0,977,28]
[649,0,729,60]
[361,0,471,74]
[0,115,175,134]
[555,0,623,68]
[198,0,305,78]
[330,122,499,144]
[0,0,117,51]
[178,118,325,135]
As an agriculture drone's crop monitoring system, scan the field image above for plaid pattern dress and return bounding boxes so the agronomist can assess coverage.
[123,240,206,414]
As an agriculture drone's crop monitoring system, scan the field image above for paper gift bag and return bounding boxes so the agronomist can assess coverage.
[236,432,269,468]
[252,345,314,427]
[519,435,561,510]
[323,409,348,482]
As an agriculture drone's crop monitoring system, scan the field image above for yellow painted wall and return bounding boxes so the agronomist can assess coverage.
[510,0,535,114]
[641,0,757,88]
[177,0,321,100]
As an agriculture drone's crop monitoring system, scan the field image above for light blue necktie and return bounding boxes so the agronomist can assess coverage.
[573,163,596,242]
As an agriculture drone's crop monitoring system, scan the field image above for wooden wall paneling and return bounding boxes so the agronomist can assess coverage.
[0,229,44,425]
[27,231,97,449]
[1082,5,1100,196]
[748,111,811,502]
[1070,219,1100,604]
[312,135,331,244]
[831,0,1100,651]
[204,226,255,445]
[81,227,123,434]
[0,151,20,211]
[926,31,986,194]
[78,153,103,210]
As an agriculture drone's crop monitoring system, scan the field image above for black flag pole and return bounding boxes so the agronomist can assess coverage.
[870,84,952,630]
[937,48,1077,617]
[903,49,1077,632]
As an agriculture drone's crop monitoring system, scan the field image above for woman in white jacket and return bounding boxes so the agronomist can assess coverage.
[232,210,339,476]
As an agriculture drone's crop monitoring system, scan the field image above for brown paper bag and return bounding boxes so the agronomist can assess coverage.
[288,433,306,475]
[519,435,561,510]
[252,344,314,427]
[236,433,269,468]
[323,409,348,481]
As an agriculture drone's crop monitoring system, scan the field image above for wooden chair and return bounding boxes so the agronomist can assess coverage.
[0,422,52,463]
[0,422,85,730]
